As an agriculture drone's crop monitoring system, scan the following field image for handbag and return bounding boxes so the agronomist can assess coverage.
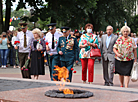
[131,62,138,82]
[90,47,101,57]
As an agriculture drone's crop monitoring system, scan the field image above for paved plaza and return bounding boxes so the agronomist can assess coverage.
[0,61,138,102]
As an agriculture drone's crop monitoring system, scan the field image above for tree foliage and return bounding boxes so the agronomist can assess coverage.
[87,0,133,31]
[16,0,97,29]
[129,15,138,33]
[0,0,137,33]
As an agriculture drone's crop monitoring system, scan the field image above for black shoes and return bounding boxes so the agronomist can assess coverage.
[104,83,113,86]
[109,83,114,86]
[104,83,109,86]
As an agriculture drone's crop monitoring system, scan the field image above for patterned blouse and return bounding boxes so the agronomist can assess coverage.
[79,33,99,59]
[28,38,46,57]
[113,36,136,61]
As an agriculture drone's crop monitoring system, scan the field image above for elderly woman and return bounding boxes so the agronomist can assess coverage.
[79,23,99,84]
[28,28,46,79]
[0,32,10,68]
[113,26,137,88]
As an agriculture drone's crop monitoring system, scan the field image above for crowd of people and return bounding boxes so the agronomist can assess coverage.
[0,22,137,88]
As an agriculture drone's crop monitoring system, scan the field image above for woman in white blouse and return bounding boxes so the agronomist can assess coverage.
[11,31,20,68]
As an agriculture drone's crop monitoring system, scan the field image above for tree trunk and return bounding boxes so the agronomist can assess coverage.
[0,0,3,34]
[49,0,58,23]
[51,17,56,23]
[5,0,12,32]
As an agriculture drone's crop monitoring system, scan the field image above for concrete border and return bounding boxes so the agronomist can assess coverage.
[0,77,138,94]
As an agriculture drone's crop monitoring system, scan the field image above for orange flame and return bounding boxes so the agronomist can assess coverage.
[63,88,74,94]
[53,65,74,94]
[53,65,69,81]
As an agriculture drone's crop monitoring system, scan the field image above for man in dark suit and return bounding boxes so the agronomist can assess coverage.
[100,25,118,86]
[57,27,79,82]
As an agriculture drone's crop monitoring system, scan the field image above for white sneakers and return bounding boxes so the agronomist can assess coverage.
[1,65,7,69]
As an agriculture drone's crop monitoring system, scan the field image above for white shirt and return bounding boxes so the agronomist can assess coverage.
[133,37,138,47]
[17,30,34,53]
[45,31,62,55]
[11,36,19,47]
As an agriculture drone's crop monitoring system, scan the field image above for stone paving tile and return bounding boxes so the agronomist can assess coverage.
[0,79,56,92]
[0,63,138,89]
[0,86,138,102]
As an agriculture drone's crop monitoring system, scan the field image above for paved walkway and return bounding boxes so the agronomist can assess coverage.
[0,61,138,102]
[0,77,138,102]
[0,61,138,88]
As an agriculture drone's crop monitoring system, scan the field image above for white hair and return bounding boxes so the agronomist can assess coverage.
[106,25,113,30]
[32,28,42,37]
[120,26,131,34]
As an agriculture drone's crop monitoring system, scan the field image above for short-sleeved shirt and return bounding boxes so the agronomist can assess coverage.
[17,30,34,53]
[0,38,8,49]
[79,33,99,59]
[113,36,136,61]
[45,31,62,55]
[133,37,138,47]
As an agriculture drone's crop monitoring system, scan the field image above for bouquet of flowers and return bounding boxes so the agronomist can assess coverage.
[21,59,30,71]
[14,41,20,65]
[14,41,20,45]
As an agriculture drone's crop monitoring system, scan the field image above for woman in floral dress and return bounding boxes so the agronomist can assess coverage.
[79,23,99,84]
[113,26,137,88]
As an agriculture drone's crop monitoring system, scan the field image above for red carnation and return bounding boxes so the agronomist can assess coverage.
[14,41,18,44]
[14,41,20,45]
[73,71,76,73]
[21,68,24,70]
[45,42,49,45]
[71,68,74,71]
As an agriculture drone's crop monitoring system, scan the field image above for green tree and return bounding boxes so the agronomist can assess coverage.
[16,0,97,29]
[10,9,30,27]
[45,0,97,29]
[122,0,137,25]
[5,0,12,31]
[129,15,138,33]
[0,0,136,34]
[87,0,129,31]
[0,0,3,33]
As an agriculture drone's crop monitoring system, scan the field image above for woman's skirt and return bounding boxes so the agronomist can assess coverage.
[115,59,134,76]
[30,51,45,75]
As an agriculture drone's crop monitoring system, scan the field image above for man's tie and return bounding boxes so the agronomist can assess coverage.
[24,32,27,48]
[66,37,67,41]
[52,34,54,49]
